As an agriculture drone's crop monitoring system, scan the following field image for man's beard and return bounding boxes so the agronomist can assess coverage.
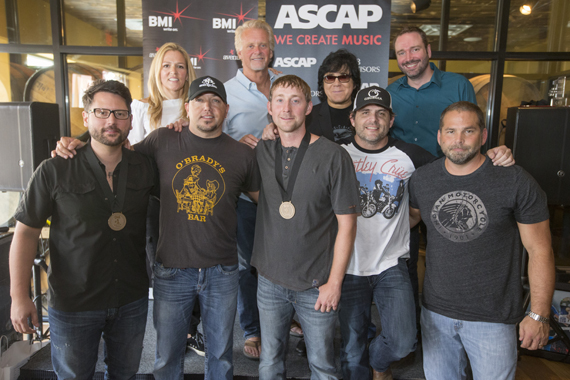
[399,57,429,80]
[90,126,128,147]
[444,144,479,165]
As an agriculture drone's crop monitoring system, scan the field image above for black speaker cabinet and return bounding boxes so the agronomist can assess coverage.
[0,102,60,192]
[505,106,570,205]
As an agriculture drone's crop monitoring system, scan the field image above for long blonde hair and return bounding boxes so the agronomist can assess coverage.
[147,42,196,130]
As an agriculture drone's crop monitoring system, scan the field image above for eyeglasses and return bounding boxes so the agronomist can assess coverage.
[89,108,131,120]
[323,74,352,84]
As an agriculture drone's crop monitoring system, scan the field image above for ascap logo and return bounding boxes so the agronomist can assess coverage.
[199,78,217,88]
[274,57,317,68]
[274,4,383,30]
[149,1,204,31]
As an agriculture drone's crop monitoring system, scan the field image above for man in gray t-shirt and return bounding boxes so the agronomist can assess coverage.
[252,75,359,380]
[409,101,554,380]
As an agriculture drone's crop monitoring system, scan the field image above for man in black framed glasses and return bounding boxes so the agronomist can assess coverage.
[10,79,157,379]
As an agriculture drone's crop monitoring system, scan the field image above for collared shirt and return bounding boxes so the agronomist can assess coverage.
[387,62,477,157]
[14,144,157,312]
[223,68,279,141]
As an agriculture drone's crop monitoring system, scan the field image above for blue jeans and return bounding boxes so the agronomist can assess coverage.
[48,297,148,380]
[236,198,260,339]
[339,259,417,379]
[152,262,238,380]
[421,306,517,380]
[257,275,339,380]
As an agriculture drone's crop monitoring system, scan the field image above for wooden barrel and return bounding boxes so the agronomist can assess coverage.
[0,62,35,102]
[470,74,542,145]
[24,63,103,137]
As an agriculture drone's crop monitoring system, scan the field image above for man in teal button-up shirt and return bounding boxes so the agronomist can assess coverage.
[387,26,477,158]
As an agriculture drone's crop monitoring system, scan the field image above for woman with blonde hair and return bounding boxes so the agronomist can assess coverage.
[129,42,196,144]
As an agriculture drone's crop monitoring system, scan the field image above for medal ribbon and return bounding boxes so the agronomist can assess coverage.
[85,143,129,214]
[274,130,311,203]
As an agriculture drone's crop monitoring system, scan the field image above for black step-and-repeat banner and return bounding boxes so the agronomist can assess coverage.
[266,0,390,102]
[142,0,258,96]
[142,1,390,101]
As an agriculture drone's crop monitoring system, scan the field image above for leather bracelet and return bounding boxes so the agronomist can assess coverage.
[527,311,549,324]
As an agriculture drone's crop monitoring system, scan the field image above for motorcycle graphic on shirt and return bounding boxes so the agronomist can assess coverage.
[358,177,405,219]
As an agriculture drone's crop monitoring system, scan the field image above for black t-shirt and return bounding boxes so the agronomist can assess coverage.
[135,128,260,268]
[409,157,549,324]
[330,105,353,144]
[14,145,156,312]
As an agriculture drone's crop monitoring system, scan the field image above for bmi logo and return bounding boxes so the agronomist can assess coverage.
[149,1,204,31]
[212,3,256,33]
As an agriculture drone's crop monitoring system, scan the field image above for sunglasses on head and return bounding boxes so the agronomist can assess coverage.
[323,74,352,84]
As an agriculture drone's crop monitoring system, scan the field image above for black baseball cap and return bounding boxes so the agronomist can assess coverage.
[352,86,392,113]
[189,76,227,104]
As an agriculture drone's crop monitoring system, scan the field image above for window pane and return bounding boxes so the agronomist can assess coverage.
[125,0,142,47]
[64,0,118,46]
[0,53,55,102]
[508,0,570,52]
[63,0,141,47]
[503,60,570,106]
[391,1,442,50]
[66,55,143,137]
[446,0,497,51]
[390,0,497,52]
[0,0,52,45]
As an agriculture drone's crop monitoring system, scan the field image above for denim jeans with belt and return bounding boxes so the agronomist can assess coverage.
[152,263,238,380]
[339,258,417,379]
[257,274,340,380]
[49,296,148,380]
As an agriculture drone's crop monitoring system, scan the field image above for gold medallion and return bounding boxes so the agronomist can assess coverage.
[108,212,127,231]
[279,201,295,219]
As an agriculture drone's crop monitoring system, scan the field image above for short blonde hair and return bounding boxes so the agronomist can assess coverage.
[235,20,275,53]
[270,75,312,103]
[147,42,196,130]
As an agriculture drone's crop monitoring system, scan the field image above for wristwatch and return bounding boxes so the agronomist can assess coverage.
[527,311,549,324]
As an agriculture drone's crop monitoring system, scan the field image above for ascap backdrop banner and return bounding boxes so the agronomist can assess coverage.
[266,0,391,102]
[142,0,258,96]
